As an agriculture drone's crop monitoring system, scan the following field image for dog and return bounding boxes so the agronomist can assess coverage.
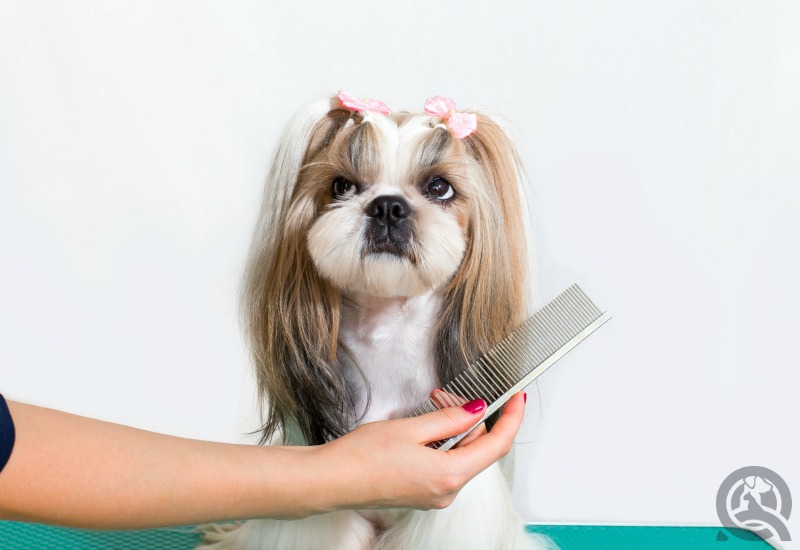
[200,92,547,549]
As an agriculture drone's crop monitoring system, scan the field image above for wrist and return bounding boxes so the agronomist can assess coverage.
[300,443,341,516]
[244,440,357,519]
[305,436,378,514]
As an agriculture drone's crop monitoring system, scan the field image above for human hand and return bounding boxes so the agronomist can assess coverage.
[315,392,526,513]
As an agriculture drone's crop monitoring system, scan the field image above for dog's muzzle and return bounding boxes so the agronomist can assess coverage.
[363,195,414,259]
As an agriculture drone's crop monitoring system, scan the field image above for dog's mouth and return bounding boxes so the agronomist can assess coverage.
[365,238,405,256]
[362,227,418,265]
[361,235,417,264]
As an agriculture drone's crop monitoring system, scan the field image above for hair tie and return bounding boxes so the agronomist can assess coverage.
[424,96,477,139]
[338,90,392,117]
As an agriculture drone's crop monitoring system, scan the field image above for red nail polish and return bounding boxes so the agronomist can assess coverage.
[524,392,527,404]
[462,399,486,414]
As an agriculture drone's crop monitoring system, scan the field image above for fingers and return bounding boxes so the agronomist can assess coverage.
[430,388,484,448]
[402,398,487,444]
[453,423,486,448]
[447,392,525,470]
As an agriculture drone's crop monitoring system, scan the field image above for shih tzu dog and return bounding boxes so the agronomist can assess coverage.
[200,92,547,549]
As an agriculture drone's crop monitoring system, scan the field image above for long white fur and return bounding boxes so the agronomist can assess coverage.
[199,98,551,550]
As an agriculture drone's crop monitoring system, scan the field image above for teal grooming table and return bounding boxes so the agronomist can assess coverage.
[0,521,771,549]
[526,524,771,549]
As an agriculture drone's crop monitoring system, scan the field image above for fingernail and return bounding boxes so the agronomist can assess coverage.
[462,399,486,414]
[524,392,527,404]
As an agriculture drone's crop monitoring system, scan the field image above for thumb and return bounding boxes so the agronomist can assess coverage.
[404,399,487,445]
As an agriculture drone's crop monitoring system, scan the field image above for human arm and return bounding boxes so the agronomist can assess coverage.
[0,393,524,529]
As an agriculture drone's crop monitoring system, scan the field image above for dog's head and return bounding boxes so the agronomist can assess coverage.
[242,93,533,444]
[305,109,467,298]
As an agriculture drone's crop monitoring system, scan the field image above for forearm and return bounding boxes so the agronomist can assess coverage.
[0,401,327,529]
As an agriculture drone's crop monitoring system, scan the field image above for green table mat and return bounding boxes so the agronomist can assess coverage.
[525,524,771,549]
[0,520,770,549]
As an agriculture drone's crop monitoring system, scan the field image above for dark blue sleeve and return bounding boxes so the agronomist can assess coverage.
[0,394,15,473]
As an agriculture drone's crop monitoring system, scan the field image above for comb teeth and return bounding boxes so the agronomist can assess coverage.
[410,283,611,450]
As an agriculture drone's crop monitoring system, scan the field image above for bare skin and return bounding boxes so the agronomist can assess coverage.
[0,393,525,529]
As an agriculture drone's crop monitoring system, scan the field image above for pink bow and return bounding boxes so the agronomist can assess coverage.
[423,96,477,139]
[338,90,392,116]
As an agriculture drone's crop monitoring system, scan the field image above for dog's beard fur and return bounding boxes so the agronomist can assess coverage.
[240,99,532,446]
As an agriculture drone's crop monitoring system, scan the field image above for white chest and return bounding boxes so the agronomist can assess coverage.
[340,292,442,424]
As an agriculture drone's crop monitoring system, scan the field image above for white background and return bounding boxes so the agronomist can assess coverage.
[1,1,798,544]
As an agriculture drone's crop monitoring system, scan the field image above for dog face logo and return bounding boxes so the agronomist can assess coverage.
[716,466,792,541]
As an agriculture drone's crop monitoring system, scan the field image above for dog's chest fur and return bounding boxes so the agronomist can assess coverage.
[340,291,441,425]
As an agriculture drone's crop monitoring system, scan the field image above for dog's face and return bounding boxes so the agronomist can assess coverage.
[299,112,481,298]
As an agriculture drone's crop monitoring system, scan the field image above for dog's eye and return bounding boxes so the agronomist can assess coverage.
[332,177,357,197]
[425,177,454,201]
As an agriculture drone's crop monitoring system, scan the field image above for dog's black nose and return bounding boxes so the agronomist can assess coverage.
[367,195,410,226]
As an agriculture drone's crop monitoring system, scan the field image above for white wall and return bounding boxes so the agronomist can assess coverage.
[1,0,798,542]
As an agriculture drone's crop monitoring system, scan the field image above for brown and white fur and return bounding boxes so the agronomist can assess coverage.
[200,95,548,550]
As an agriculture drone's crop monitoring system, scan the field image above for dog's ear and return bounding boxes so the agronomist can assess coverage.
[463,112,531,318]
[241,97,358,445]
[249,98,346,253]
[435,113,533,400]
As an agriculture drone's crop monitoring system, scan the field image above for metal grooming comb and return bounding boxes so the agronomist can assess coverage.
[410,283,611,451]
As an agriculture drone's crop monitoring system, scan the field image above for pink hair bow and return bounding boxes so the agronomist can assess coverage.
[338,90,392,116]
[424,96,477,139]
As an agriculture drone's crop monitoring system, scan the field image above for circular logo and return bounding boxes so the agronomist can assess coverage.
[716,466,792,541]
